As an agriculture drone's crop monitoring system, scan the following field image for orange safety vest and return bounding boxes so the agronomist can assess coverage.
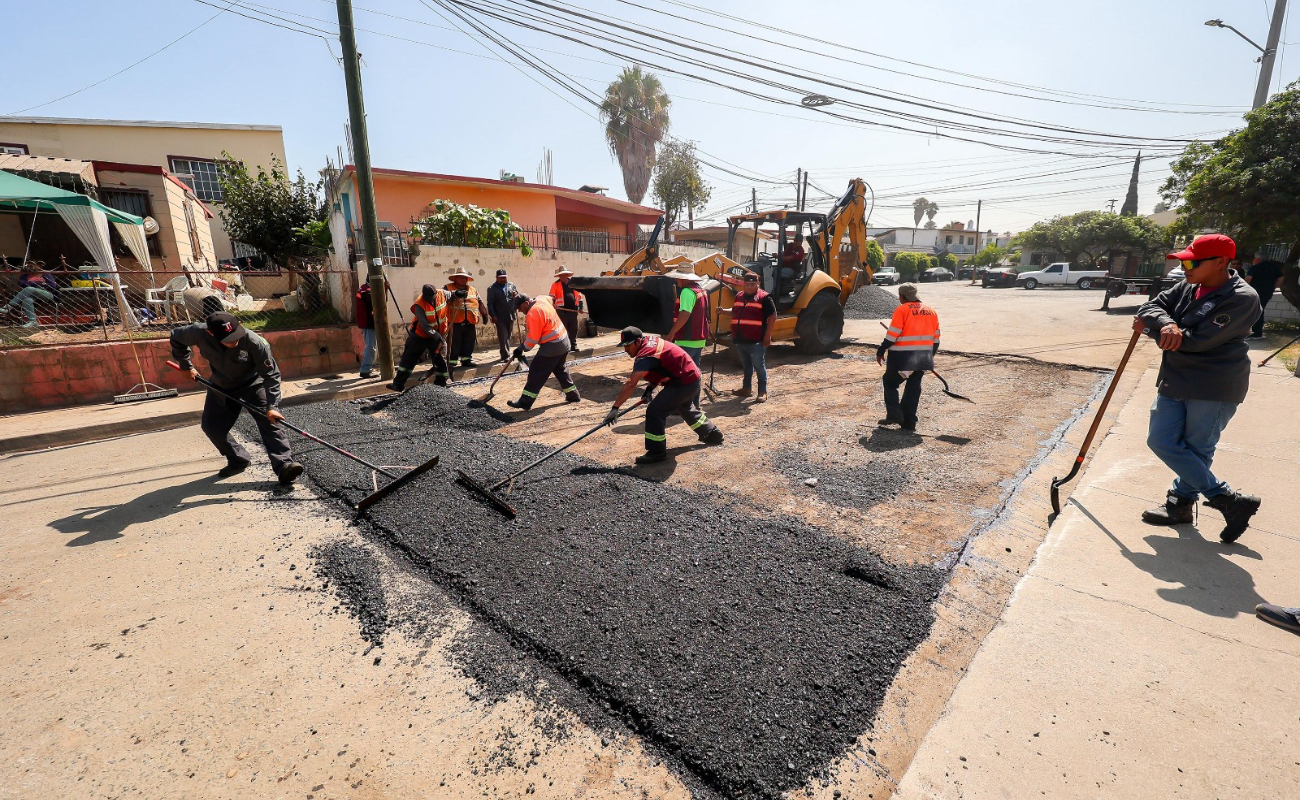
[884,301,941,352]
[444,283,482,325]
[410,293,448,339]
[524,296,568,349]
[549,280,584,312]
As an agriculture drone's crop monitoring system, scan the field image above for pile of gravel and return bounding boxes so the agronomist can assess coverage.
[844,285,900,320]
[261,391,944,799]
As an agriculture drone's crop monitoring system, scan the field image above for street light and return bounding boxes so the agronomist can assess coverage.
[1203,18,1267,54]
[1205,1,1288,110]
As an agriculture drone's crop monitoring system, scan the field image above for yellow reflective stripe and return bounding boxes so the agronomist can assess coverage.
[522,389,539,398]
[644,432,667,441]
[689,416,709,430]
[563,385,578,393]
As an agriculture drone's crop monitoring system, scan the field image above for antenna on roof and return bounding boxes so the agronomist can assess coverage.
[537,147,553,185]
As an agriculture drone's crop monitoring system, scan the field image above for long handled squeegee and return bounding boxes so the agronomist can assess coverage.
[457,398,647,518]
[166,361,440,511]
[1049,329,1142,517]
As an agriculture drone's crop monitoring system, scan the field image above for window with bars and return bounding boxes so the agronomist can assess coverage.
[101,189,162,256]
[168,157,224,202]
[0,143,28,155]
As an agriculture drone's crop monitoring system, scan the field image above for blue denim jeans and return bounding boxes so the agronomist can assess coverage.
[1147,394,1238,500]
[4,285,53,325]
[680,345,704,368]
[735,340,767,393]
[360,327,377,374]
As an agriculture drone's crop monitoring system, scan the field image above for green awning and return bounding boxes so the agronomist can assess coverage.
[0,168,143,225]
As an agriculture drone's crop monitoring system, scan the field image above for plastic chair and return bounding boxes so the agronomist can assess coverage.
[146,275,192,323]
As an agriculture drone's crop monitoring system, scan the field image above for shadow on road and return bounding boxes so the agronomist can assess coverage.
[859,428,923,452]
[48,473,264,547]
[1075,499,1265,618]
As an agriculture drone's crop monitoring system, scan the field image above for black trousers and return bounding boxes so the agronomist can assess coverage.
[394,330,448,389]
[449,322,477,363]
[515,351,578,408]
[558,309,579,350]
[882,370,925,427]
[645,380,716,453]
[1253,290,1274,337]
[201,384,293,476]
[494,317,516,359]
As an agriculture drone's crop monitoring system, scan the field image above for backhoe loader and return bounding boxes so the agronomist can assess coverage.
[570,178,874,354]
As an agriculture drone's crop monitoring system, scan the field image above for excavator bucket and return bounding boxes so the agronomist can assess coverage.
[567,273,680,335]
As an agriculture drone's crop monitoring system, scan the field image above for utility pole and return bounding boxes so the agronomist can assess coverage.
[1255,0,1288,109]
[801,171,809,212]
[336,0,393,380]
[751,187,757,214]
[970,199,982,284]
[1106,199,1118,213]
[795,167,802,211]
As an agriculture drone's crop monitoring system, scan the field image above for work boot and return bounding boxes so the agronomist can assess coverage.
[754,392,768,403]
[278,462,305,486]
[700,428,724,446]
[433,376,449,387]
[635,451,668,465]
[1255,603,1300,635]
[877,415,903,427]
[731,387,752,398]
[1140,490,1195,526]
[387,381,405,393]
[565,393,582,403]
[1203,491,1261,543]
[217,457,251,478]
[506,398,533,410]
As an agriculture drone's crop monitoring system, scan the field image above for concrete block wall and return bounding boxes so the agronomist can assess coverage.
[0,326,363,413]
[1262,293,1300,325]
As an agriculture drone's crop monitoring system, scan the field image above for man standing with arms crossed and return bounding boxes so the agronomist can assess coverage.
[1135,234,1262,542]
[729,271,776,402]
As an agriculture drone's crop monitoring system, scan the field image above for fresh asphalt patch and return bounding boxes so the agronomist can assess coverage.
[248,385,945,799]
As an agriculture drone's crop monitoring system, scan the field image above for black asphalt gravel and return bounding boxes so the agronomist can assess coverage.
[844,285,900,320]
[258,385,944,799]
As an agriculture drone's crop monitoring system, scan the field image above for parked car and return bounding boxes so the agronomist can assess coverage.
[1015,262,1107,290]
[921,267,954,282]
[874,265,899,285]
[1166,264,1185,282]
[982,267,1019,288]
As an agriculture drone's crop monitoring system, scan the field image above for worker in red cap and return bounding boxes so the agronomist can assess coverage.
[1134,233,1262,542]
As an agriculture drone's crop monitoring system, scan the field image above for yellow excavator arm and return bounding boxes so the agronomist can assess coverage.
[820,177,873,304]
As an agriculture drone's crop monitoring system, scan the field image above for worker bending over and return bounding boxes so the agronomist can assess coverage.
[170,311,304,484]
[606,326,723,465]
[445,267,487,369]
[507,293,581,410]
[876,283,940,432]
[390,284,450,392]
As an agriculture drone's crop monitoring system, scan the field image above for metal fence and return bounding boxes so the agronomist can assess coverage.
[0,265,356,350]
[401,221,646,257]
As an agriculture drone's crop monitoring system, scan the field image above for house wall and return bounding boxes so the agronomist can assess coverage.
[94,169,190,269]
[0,214,25,257]
[0,118,286,262]
[370,173,559,230]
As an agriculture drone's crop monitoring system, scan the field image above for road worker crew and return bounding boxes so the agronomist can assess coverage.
[445,267,488,369]
[664,264,711,367]
[729,271,777,402]
[876,282,940,432]
[170,311,304,484]
[390,284,451,392]
[605,326,723,465]
[548,265,585,351]
[507,294,582,410]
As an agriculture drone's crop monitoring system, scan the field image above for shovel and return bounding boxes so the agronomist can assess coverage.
[166,361,440,511]
[930,370,974,402]
[456,397,648,518]
[476,351,528,402]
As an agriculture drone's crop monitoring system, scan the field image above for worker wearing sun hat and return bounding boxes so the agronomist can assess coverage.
[663,263,711,369]
[548,265,584,351]
[445,267,487,369]
[1134,233,1262,542]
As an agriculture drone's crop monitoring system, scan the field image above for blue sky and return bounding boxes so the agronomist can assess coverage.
[5,0,1295,232]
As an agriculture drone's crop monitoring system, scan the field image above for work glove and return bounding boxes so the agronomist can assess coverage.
[641,385,656,403]
[512,345,526,361]
[454,288,469,298]
[602,406,620,426]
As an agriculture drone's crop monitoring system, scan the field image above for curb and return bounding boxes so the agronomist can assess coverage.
[0,344,621,455]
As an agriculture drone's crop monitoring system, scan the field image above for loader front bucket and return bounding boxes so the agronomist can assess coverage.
[569,274,678,335]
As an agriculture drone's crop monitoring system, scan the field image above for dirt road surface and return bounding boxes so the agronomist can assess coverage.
[0,282,1153,799]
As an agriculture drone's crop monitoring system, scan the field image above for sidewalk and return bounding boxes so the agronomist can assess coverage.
[894,356,1300,798]
[0,333,624,454]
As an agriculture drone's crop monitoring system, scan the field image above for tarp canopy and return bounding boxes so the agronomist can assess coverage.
[0,168,143,224]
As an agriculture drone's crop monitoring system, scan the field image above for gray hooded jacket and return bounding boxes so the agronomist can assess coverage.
[1136,273,1259,404]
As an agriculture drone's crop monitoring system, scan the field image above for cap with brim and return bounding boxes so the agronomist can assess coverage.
[496,268,508,276]
[663,269,705,281]
[1167,233,1235,262]
[898,283,919,302]
[554,266,574,277]
[618,326,644,346]
[206,311,246,343]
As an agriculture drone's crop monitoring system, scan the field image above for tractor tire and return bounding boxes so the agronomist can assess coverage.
[1077,278,1094,290]
[1022,278,1038,290]
[794,291,844,354]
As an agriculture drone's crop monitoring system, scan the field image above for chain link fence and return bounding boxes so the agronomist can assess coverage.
[0,264,356,350]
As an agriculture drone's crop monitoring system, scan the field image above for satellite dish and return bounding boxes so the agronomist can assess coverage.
[142,216,160,235]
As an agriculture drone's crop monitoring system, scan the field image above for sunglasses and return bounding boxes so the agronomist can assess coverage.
[1182,257,1221,269]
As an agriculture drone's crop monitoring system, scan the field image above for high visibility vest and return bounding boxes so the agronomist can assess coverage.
[634,335,701,386]
[524,296,568,349]
[674,285,710,343]
[445,283,482,325]
[884,301,941,352]
[729,289,770,341]
[410,293,448,339]
[549,280,584,312]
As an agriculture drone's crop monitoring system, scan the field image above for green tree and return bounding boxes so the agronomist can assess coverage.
[410,200,532,256]
[863,239,885,272]
[651,140,711,232]
[600,66,671,205]
[1013,211,1167,268]
[217,153,326,269]
[892,251,929,280]
[1161,80,1300,311]
[968,243,1009,267]
[937,252,958,270]
[910,197,937,245]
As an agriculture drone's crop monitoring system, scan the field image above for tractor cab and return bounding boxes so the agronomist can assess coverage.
[726,210,830,312]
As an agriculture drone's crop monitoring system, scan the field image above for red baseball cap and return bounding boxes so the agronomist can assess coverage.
[1167,233,1235,261]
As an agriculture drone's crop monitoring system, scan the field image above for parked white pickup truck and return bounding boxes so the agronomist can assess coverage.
[1016,262,1108,290]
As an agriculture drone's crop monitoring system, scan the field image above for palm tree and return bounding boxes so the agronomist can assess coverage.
[911,197,929,245]
[924,201,939,228]
[600,66,671,205]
